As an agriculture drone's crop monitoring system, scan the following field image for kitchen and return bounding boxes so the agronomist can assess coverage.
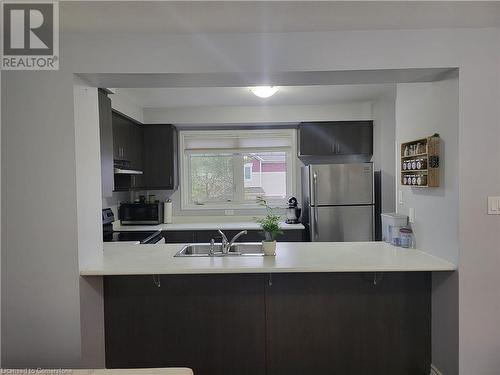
[4,2,499,375]
[80,72,458,374]
[99,84,396,243]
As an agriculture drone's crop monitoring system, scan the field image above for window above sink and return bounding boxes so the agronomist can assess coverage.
[179,129,297,210]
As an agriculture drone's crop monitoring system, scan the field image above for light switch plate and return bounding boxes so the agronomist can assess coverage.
[224,210,234,216]
[398,190,403,205]
[409,207,415,223]
[487,196,500,215]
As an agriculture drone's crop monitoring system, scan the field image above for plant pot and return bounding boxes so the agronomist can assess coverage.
[262,240,276,256]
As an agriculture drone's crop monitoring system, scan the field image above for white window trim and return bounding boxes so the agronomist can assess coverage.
[179,129,297,211]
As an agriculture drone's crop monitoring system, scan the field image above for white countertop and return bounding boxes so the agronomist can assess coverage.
[113,217,305,231]
[80,242,456,276]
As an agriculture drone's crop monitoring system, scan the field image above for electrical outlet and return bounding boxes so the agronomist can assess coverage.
[487,196,500,215]
[224,210,234,216]
[408,207,415,223]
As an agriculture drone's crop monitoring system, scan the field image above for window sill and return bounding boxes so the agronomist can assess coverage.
[181,202,286,211]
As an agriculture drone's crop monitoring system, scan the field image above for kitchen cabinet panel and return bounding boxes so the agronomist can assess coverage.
[162,230,195,244]
[143,124,178,190]
[298,121,373,157]
[195,229,264,243]
[266,272,430,375]
[330,121,373,155]
[104,274,267,374]
[98,90,114,198]
[104,273,431,375]
[160,229,304,244]
[112,112,129,160]
[298,122,336,155]
[111,112,144,190]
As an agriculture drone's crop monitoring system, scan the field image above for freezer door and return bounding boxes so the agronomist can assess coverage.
[310,163,373,206]
[310,205,374,242]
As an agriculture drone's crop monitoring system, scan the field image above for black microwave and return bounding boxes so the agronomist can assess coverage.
[119,203,164,225]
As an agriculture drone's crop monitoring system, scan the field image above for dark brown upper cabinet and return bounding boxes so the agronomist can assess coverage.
[98,90,114,198]
[298,121,373,158]
[142,124,178,190]
[111,111,144,191]
[112,111,143,169]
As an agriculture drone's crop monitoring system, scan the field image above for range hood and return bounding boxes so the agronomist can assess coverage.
[114,167,143,175]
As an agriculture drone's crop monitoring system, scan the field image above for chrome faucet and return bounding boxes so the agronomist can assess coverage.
[217,230,229,253]
[218,229,247,254]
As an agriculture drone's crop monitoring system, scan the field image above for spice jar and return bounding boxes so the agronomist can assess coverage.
[417,174,427,186]
[400,228,413,248]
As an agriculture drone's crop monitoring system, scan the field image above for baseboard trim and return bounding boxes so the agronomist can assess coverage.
[430,364,444,375]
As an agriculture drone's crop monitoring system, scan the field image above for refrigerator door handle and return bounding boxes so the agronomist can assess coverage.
[312,172,319,240]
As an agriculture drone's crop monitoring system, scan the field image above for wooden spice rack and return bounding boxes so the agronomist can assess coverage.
[400,134,440,187]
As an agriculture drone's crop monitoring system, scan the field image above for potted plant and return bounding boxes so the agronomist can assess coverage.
[255,197,283,256]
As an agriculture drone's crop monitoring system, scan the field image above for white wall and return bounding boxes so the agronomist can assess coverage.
[395,78,460,374]
[144,102,372,124]
[110,89,144,123]
[73,77,104,270]
[0,63,2,368]
[498,29,500,368]
[396,79,459,263]
[372,90,397,214]
[2,72,82,368]
[73,78,105,367]
[2,24,500,374]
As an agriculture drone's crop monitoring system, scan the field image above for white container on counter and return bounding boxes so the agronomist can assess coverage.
[381,213,408,244]
[164,200,173,224]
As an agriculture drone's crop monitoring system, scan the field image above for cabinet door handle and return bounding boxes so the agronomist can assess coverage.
[337,144,341,154]
[331,143,336,154]
[312,172,319,240]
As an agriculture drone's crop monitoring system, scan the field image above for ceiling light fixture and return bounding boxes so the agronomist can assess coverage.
[249,86,279,98]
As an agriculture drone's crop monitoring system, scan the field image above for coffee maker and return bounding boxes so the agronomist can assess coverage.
[285,197,302,224]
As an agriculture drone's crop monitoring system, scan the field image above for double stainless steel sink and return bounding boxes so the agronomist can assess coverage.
[175,243,264,257]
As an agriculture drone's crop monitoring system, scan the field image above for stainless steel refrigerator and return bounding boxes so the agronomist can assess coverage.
[301,163,374,242]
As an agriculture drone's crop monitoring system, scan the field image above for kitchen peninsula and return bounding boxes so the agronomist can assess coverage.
[82,241,454,275]
[82,242,454,375]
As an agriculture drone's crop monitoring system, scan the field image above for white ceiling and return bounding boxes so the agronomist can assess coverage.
[61,1,500,34]
[117,84,396,108]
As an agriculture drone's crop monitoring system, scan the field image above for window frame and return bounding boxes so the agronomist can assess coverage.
[179,129,297,210]
[244,163,253,181]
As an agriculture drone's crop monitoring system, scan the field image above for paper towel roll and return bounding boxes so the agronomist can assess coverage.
[164,200,173,224]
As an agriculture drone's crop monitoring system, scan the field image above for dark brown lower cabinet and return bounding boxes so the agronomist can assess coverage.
[265,273,431,375]
[104,272,431,375]
[104,274,267,374]
[163,229,305,243]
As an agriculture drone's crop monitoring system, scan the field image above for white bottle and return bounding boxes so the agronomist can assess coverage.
[164,199,173,224]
